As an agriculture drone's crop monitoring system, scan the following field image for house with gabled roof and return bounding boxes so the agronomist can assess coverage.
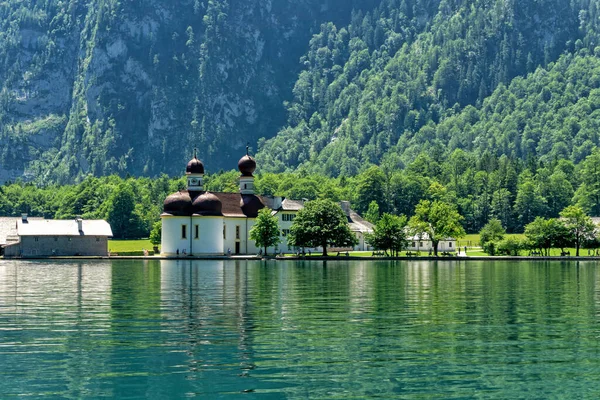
[2,214,113,257]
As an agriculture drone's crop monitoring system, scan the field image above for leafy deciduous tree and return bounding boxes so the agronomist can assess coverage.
[249,208,281,256]
[560,205,596,256]
[107,183,145,239]
[524,217,571,256]
[409,200,466,256]
[479,218,506,250]
[287,199,357,256]
[149,221,162,247]
[366,213,408,256]
[364,200,380,223]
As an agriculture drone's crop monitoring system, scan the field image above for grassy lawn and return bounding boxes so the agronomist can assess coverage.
[108,239,597,258]
[458,234,526,248]
[109,239,155,255]
[294,246,595,258]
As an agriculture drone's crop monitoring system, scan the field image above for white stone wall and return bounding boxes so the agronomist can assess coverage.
[223,217,260,255]
[355,232,372,251]
[193,216,225,254]
[277,212,296,253]
[161,216,193,256]
[406,240,456,252]
[162,215,225,255]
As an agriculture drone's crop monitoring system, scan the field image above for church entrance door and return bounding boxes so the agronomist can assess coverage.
[235,242,240,254]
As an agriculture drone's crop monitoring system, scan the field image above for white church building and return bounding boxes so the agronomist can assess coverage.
[161,150,373,256]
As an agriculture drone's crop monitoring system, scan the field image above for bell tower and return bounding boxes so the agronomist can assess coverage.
[238,145,256,195]
[186,148,205,192]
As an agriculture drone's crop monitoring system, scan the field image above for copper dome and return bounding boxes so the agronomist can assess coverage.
[238,154,256,177]
[163,191,193,216]
[186,156,205,175]
[192,192,223,216]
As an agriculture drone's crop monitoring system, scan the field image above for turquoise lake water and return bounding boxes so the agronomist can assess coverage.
[1,259,600,398]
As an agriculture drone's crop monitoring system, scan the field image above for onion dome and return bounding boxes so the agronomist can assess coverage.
[238,154,256,177]
[186,149,204,174]
[192,192,223,216]
[238,145,256,176]
[240,194,264,218]
[186,156,204,175]
[163,191,193,216]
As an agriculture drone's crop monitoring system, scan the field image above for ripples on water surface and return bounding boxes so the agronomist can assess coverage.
[1,259,600,398]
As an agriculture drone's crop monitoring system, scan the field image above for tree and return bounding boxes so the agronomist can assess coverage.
[249,208,281,256]
[578,150,600,215]
[255,173,280,196]
[106,183,145,239]
[514,176,547,230]
[490,188,514,231]
[355,166,387,214]
[524,217,551,255]
[408,200,466,256]
[479,218,506,250]
[364,200,380,223]
[389,172,430,217]
[546,170,574,217]
[524,217,571,256]
[366,213,408,256]
[149,221,162,247]
[560,205,596,256]
[287,199,357,256]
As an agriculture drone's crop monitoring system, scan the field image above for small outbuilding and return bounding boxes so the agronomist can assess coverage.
[406,234,456,253]
[2,214,113,257]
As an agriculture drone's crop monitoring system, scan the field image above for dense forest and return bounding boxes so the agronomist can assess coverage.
[2,145,599,237]
[257,0,600,175]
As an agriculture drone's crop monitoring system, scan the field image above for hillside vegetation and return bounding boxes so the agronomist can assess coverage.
[3,0,600,184]
[257,0,600,175]
[0,0,377,183]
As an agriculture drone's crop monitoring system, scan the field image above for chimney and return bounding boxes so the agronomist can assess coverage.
[21,213,28,223]
[76,216,83,233]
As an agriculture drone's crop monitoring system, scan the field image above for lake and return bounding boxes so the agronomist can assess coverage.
[1,259,599,398]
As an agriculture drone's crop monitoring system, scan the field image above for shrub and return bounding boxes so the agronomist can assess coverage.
[496,237,523,256]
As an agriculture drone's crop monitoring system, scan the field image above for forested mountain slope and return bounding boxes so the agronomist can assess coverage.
[257,0,600,175]
[0,0,378,183]
[3,0,600,184]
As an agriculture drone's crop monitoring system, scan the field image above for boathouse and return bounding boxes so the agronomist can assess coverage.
[1,215,113,257]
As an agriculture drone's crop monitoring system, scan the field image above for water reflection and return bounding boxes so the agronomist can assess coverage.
[1,260,600,398]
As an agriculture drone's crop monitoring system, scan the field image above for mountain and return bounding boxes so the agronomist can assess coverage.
[0,0,378,183]
[257,0,600,175]
[3,0,600,184]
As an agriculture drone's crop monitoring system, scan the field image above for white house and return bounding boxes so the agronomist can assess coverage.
[160,150,373,256]
[406,233,457,253]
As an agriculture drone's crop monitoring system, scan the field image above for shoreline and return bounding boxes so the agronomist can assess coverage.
[3,255,600,261]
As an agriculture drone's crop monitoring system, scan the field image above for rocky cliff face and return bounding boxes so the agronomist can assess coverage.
[0,0,374,183]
